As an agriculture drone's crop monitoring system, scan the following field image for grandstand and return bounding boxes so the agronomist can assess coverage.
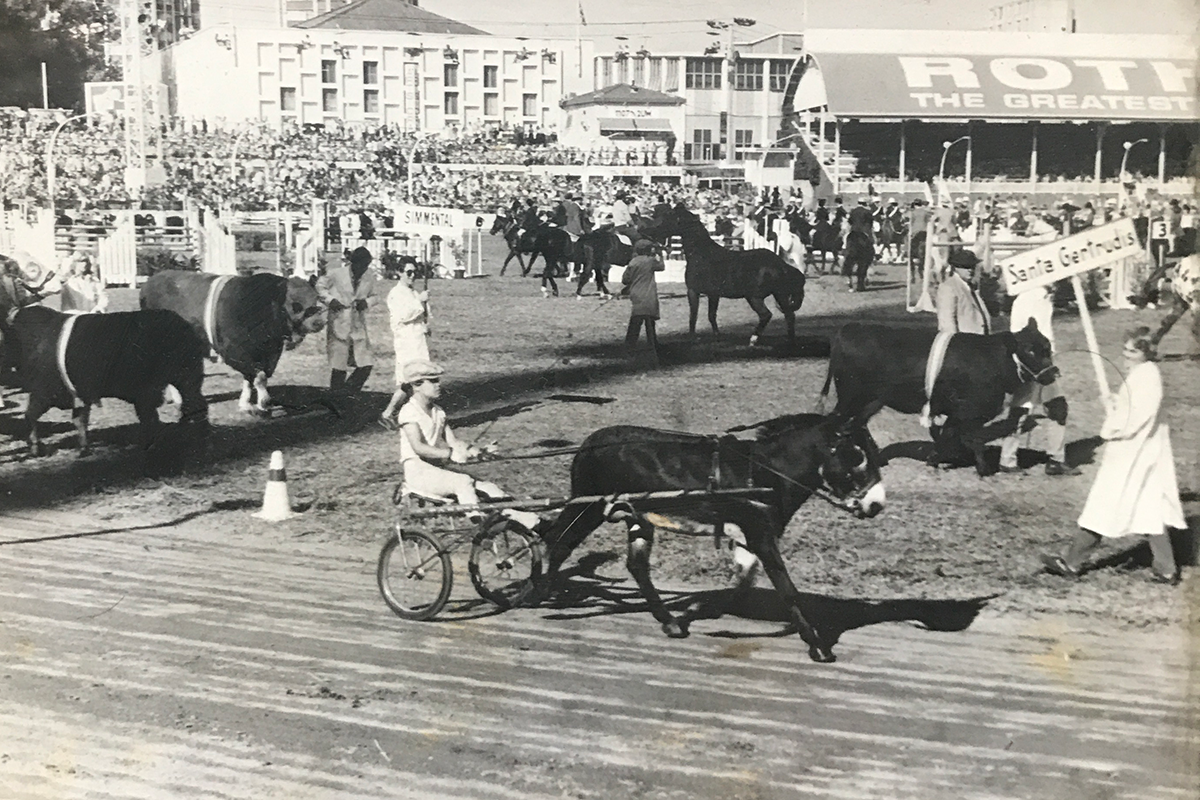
[766,28,1196,201]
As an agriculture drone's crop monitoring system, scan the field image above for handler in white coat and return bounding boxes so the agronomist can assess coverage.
[1041,327,1186,583]
[379,263,431,428]
[317,246,377,394]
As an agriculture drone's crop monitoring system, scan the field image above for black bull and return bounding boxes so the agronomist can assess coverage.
[818,321,1058,475]
[7,306,208,462]
[140,272,326,414]
[540,413,886,663]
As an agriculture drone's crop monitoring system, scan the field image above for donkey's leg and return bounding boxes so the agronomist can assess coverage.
[537,502,607,601]
[745,525,835,662]
[746,295,772,346]
[625,518,686,637]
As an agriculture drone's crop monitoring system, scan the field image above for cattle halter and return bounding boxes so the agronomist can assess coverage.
[1012,353,1056,383]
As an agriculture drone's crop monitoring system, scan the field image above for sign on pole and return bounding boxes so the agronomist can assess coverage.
[1000,219,1141,405]
[999,218,1141,295]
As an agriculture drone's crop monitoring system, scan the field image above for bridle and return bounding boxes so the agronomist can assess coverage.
[1013,350,1057,383]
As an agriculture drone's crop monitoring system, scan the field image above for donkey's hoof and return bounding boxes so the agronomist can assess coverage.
[808,644,837,664]
[748,335,759,347]
[662,619,689,639]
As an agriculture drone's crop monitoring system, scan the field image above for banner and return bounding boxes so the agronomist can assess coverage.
[391,204,463,233]
[1001,218,1142,294]
[814,54,1195,121]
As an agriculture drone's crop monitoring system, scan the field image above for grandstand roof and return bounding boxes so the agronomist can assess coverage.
[560,84,686,109]
[787,29,1197,122]
[294,0,488,34]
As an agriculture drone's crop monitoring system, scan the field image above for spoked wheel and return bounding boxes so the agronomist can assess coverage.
[377,528,452,621]
[468,516,543,609]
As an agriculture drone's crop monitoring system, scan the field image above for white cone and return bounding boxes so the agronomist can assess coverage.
[253,450,297,521]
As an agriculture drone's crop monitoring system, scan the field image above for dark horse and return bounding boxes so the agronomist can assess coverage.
[575,217,663,297]
[655,205,806,346]
[842,229,875,292]
[487,214,530,277]
[876,214,907,263]
[539,411,886,663]
[808,218,842,273]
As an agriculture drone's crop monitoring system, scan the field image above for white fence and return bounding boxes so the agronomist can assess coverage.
[96,214,138,287]
[200,209,237,275]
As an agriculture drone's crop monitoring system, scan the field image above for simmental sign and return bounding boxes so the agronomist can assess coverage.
[1001,218,1142,294]
[816,54,1195,120]
[392,204,463,232]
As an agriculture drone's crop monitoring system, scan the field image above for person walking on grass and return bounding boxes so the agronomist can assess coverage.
[621,239,664,360]
[317,245,377,395]
[379,262,430,430]
[1041,327,1185,585]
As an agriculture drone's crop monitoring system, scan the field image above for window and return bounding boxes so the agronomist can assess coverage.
[322,88,338,113]
[522,93,537,117]
[363,60,378,85]
[280,87,297,112]
[685,58,721,89]
[483,65,498,88]
[443,63,458,86]
[444,92,459,115]
[769,59,792,92]
[632,57,645,86]
[321,59,337,84]
[733,60,763,91]
[687,129,715,161]
[363,89,379,114]
[484,92,499,116]
[734,129,754,160]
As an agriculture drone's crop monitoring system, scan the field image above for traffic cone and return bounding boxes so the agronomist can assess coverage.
[253,450,297,521]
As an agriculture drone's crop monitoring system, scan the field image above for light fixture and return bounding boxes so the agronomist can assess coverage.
[332,41,351,59]
[514,47,535,61]
[443,45,459,63]
[636,47,651,58]
[214,31,233,50]
[541,48,557,63]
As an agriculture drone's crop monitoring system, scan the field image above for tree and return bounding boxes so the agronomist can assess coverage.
[0,0,118,110]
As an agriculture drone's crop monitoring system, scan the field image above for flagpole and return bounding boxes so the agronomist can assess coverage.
[576,1,584,78]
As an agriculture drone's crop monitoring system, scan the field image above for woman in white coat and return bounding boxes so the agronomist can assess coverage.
[316,246,377,394]
[379,263,430,428]
[1042,327,1186,584]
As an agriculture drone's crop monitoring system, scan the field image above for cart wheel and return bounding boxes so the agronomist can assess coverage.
[468,517,543,609]
[377,528,452,621]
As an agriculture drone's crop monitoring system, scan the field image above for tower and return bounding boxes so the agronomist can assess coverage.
[118,0,165,190]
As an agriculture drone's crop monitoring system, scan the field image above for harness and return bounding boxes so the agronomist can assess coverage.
[203,274,234,349]
[56,313,86,404]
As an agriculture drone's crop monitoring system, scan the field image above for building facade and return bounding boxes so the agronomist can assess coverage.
[162,26,591,131]
[591,34,804,164]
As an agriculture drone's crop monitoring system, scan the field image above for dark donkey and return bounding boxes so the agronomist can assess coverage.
[655,204,806,346]
[539,411,886,663]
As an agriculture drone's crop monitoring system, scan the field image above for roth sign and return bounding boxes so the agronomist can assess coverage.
[816,54,1195,120]
[1001,218,1142,294]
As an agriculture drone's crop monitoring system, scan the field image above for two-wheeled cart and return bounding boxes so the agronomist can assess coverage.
[376,485,774,621]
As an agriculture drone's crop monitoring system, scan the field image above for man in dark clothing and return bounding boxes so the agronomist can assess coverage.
[848,197,874,236]
[814,198,830,224]
[621,240,664,359]
[832,197,848,227]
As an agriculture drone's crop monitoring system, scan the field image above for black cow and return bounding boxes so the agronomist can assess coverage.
[6,306,208,462]
[140,272,326,414]
[539,413,886,663]
[818,321,1058,475]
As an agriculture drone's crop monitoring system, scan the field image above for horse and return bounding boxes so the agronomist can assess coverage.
[488,213,532,277]
[575,216,663,298]
[842,229,875,292]
[876,214,907,263]
[808,218,842,273]
[654,205,806,346]
[538,410,886,663]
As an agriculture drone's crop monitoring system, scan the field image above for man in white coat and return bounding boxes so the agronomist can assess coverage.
[999,282,1080,476]
[317,246,377,394]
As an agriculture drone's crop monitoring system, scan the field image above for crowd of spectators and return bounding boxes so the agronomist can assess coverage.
[0,111,673,213]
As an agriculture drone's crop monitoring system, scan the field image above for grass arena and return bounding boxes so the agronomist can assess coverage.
[2,237,1196,627]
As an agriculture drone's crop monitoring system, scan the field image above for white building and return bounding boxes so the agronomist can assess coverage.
[591,33,805,164]
[155,0,591,131]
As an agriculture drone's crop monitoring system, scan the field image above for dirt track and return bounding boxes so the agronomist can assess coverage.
[1,506,1198,799]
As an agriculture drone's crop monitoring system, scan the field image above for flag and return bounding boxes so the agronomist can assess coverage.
[578,0,587,25]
